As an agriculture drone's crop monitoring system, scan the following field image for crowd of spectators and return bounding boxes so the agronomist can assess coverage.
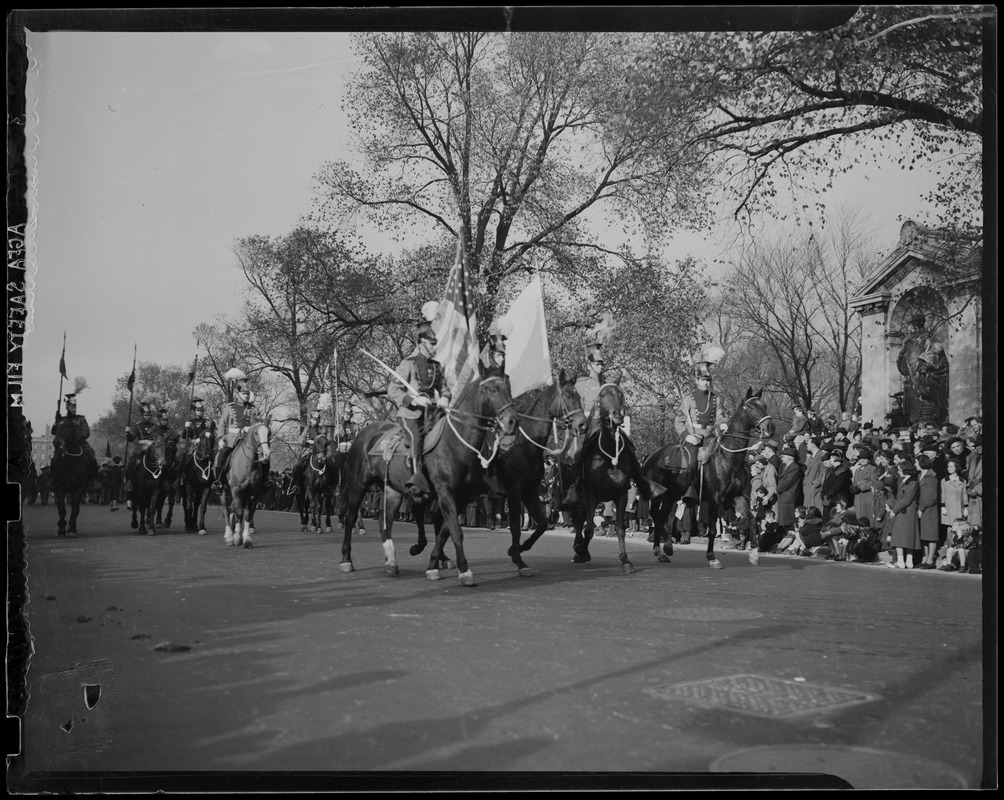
[733,408,984,574]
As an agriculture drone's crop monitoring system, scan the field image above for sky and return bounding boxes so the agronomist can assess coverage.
[17,25,963,440]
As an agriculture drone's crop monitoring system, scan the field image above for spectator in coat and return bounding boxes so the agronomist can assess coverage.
[872,450,897,546]
[820,446,851,521]
[758,439,779,508]
[774,445,803,532]
[788,405,809,438]
[962,415,982,445]
[966,436,982,528]
[916,454,941,568]
[940,458,968,543]
[939,519,978,573]
[801,436,825,516]
[849,445,880,524]
[887,461,921,569]
[944,437,971,476]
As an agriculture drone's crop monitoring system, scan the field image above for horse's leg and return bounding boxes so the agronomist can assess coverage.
[196,484,209,535]
[339,475,369,572]
[518,489,549,554]
[569,503,590,563]
[242,493,255,548]
[430,492,474,586]
[164,485,174,528]
[506,489,535,577]
[706,503,722,568]
[379,489,404,576]
[425,506,453,581]
[223,486,237,546]
[614,492,636,574]
[67,489,82,536]
[54,487,67,536]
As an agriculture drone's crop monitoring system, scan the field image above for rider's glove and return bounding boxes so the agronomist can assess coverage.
[184,421,192,428]
[436,396,450,409]
[685,434,701,446]
[126,426,131,434]
[412,396,432,409]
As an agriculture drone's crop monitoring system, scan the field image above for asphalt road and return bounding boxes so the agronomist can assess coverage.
[7,500,993,791]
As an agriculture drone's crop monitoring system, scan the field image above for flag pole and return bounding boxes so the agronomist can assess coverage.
[56,330,67,419]
[123,343,138,469]
[330,345,339,446]
[188,337,200,412]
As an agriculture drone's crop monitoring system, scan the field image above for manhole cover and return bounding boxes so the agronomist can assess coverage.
[645,674,878,718]
[710,745,971,789]
[650,607,763,621]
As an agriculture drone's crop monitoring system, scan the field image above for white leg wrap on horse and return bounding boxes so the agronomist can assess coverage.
[383,539,397,565]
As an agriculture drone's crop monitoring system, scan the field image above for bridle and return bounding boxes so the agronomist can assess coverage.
[517,382,586,456]
[718,396,774,454]
[444,375,516,468]
[596,383,628,467]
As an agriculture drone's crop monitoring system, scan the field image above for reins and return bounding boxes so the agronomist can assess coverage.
[442,376,514,469]
[516,385,584,456]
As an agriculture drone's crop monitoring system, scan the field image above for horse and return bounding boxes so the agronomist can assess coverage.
[486,370,586,576]
[339,361,518,585]
[181,429,216,534]
[49,421,92,537]
[301,434,340,533]
[154,439,180,528]
[642,387,773,568]
[565,379,642,572]
[129,436,169,536]
[221,422,272,548]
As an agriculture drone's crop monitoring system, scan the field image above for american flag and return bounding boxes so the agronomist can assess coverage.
[434,236,480,397]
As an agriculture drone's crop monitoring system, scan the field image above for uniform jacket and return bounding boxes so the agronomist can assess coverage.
[299,422,331,454]
[389,349,451,421]
[126,418,159,443]
[182,416,216,441]
[218,401,253,448]
[54,413,91,444]
[674,389,727,442]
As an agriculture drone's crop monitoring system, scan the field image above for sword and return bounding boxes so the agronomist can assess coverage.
[360,349,422,399]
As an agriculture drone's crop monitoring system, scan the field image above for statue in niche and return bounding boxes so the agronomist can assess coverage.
[896,312,949,425]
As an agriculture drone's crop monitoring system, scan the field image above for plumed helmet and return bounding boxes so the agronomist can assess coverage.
[316,392,333,412]
[691,343,725,378]
[417,301,440,343]
[224,367,248,383]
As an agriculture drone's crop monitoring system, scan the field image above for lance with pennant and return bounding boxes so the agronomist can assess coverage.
[123,343,138,472]
[56,331,67,419]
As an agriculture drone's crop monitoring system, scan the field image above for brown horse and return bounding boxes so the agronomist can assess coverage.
[181,428,216,534]
[566,379,642,572]
[302,434,340,533]
[222,422,272,548]
[486,371,586,576]
[642,387,773,568]
[129,437,169,536]
[339,361,518,585]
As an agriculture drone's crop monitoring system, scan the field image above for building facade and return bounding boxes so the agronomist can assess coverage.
[850,221,982,430]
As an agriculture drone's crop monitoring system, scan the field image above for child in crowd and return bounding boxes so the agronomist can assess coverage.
[792,506,826,555]
[846,516,882,562]
[756,509,786,552]
[724,508,752,550]
[939,518,979,573]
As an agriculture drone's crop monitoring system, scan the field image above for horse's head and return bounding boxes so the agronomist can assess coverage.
[312,433,329,457]
[144,437,167,470]
[52,418,80,451]
[555,368,587,438]
[195,429,215,458]
[597,378,627,429]
[737,387,774,440]
[477,361,517,437]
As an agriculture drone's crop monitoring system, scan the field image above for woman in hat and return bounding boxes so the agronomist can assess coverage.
[820,445,851,522]
[940,457,968,548]
[886,460,921,569]
[966,436,982,528]
[849,444,880,524]
[916,454,941,568]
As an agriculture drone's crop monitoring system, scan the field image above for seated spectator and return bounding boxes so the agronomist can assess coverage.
[939,518,979,573]
[846,516,882,562]
[793,506,825,554]
[724,507,752,550]
[756,509,786,553]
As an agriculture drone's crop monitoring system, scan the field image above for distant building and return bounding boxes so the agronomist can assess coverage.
[32,432,55,467]
[850,221,982,430]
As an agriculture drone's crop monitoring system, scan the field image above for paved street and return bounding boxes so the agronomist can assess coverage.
[7,501,991,791]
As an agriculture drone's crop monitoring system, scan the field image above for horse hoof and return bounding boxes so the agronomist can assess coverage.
[358,528,366,536]
[147,530,156,536]
[621,561,637,574]
[459,570,477,587]
[198,529,207,536]
[130,520,139,530]
[709,559,723,569]
[339,562,354,573]
[385,564,400,576]
[325,526,333,533]
[55,531,66,537]
[409,544,424,556]
[517,567,534,577]
[243,540,253,549]
[662,543,674,557]
[572,553,591,564]
[66,531,78,539]
[657,554,671,564]
[425,569,442,581]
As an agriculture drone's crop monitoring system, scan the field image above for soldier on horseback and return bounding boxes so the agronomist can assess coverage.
[53,391,101,483]
[560,313,660,510]
[124,399,160,507]
[213,369,255,491]
[388,301,452,500]
[290,406,332,490]
[337,405,358,455]
[179,397,215,481]
[674,345,728,504]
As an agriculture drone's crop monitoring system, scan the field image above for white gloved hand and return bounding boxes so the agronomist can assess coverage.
[437,395,450,409]
[204,431,212,438]
[125,426,131,434]
[412,396,432,409]
[184,421,192,428]
[685,434,701,446]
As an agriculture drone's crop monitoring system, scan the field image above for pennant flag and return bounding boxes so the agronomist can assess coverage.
[105,441,112,458]
[187,369,196,386]
[434,238,480,396]
[127,367,136,391]
[59,333,67,379]
[503,273,553,397]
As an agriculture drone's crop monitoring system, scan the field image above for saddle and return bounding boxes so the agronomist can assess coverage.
[369,428,410,463]
[656,441,714,473]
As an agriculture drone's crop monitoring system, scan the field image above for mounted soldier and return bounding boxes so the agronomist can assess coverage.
[124,397,162,507]
[179,397,215,477]
[481,317,512,382]
[156,401,182,448]
[53,387,101,483]
[337,404,360,455]
[388,301,452,500]
[560,312,659,510]
[674,344,728,505]
[290,400,333,490]
[213,369,256,491]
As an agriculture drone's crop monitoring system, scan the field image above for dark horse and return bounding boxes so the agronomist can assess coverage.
[181,428,216,534]
[301,434,340,533]
[129,437,169,536]
[642,387,773,568]
[155,440,180,529]
[567,379,642,572]
[222,421,272,548]
[339,361,518,585]
[486,370,586,576]
[50,420,92,537]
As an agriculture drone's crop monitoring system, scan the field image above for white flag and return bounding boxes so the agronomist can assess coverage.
[503,273,552,397]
